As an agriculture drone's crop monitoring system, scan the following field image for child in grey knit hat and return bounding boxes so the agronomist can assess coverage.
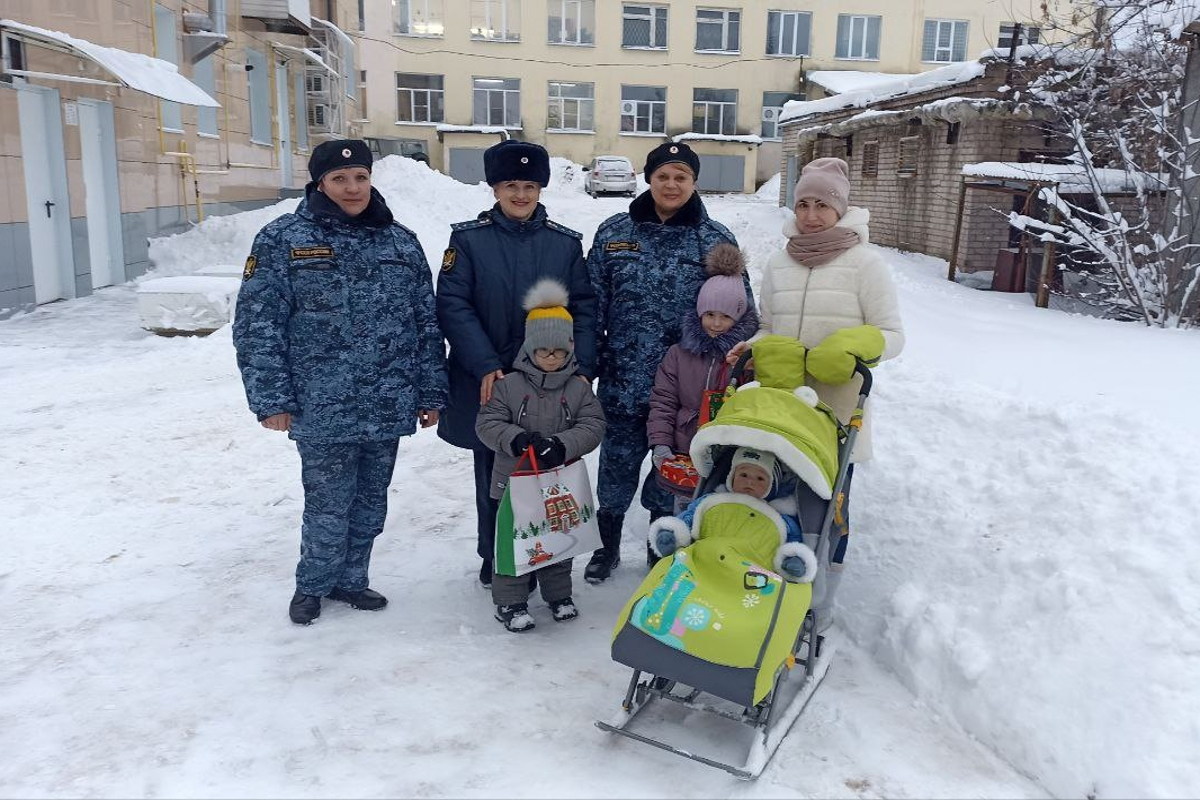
[475,280,607,632]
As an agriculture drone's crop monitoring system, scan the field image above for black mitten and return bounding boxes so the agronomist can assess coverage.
[533,436,567,469]
[509,431,533,457]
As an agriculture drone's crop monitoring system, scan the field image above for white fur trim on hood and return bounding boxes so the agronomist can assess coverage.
[648,516,692,557]
[774,541,818,583]
[690,425,833,500]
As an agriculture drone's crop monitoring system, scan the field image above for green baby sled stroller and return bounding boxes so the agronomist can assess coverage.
[596,336,875,779]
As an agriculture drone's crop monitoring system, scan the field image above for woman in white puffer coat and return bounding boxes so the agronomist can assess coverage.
[729,156,904,619]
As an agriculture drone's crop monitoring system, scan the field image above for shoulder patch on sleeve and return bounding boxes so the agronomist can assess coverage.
[242,255,257,281]
[441,247,457,272]
[545,220,583,240]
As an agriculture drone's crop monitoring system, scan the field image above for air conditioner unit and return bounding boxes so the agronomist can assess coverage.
[762,107,779,122]
[620,101,636,115]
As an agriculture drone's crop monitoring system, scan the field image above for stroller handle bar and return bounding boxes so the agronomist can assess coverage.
[728,349,874,399]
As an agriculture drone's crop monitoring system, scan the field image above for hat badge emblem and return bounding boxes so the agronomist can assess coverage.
[520,156,529,164]
[669,146,679,154]
[341,148,352,158]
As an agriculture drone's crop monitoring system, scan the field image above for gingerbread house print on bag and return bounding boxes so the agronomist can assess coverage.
[542,483,581,532]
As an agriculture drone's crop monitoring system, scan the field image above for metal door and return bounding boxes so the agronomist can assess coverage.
[78,99,125,288]
[17,84,74,304]
[449,148,488,185]
[696,154,745,192]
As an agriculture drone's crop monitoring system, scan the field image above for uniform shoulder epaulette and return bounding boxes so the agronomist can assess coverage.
[545,219,583,240]
[451,217,493,232]
[390,220,420,240]
[705,217,736,242]
[594,212,630,238]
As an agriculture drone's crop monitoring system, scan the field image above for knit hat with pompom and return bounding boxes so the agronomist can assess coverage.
[521,279,574,358]
[696,243,749,320]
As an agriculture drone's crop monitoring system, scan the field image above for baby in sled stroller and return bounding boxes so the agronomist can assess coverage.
[649,445,817,584]
[598,336,874,778]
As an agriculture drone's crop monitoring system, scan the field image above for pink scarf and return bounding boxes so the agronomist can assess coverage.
[786,227,860,267]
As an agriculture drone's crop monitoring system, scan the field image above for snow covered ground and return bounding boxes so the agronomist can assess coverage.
[2,157,1197,798]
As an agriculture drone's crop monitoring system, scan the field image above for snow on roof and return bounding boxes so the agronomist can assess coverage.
[779,60,988,125]
[1108,0,1200,41]
[0,19,219,107]
[807,70,913,95]
[672,132,763,145]
[962,161,1164,193]
[434,124,512,136]
[790,97,1048,140]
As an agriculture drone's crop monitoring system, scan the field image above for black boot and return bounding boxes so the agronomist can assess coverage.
[584,511,624,584]
[327,587,388,611]
[289,591,321,625]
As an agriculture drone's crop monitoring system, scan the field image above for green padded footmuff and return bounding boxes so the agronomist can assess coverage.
[611,495,812,707]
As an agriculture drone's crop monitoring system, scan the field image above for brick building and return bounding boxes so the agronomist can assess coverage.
[776,56,1068,279]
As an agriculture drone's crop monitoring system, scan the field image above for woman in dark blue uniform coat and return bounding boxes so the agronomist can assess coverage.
[584,141,752,584]
[435,140,597,586]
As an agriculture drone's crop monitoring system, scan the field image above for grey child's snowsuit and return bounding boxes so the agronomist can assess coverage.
[475,351,606,606]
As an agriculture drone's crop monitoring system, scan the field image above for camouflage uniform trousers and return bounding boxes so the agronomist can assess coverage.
[596,412,674,518]
[294,438,400,596]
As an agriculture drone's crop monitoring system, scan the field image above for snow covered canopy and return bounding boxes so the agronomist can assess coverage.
[0,19,219,107]
[672,132,763,145]
[962,161,1164,194]
[780,60,987,125]
[806,70,913,95]
[271,43,334,75]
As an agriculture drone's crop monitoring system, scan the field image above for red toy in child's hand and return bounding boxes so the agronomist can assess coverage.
[657,454,700,496]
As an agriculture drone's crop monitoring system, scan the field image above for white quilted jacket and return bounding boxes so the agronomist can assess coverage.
[756,206,905,461]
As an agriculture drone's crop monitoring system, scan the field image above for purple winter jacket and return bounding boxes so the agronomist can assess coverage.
[647,308,760,454]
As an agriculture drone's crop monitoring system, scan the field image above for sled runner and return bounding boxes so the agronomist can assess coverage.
[597,339,873,779]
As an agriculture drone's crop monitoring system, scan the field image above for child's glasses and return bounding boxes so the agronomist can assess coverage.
[534,348,570,359]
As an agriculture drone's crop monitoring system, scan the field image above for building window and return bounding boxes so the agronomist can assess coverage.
[396,73,445,123]
[761,91,802,139]
[766,10,811,56]
[861,141,879,177]
[692,88,737,135]
[998,22,1040,50]
[246,48,271,144]
[193,56,218,136]
[695,8,740,53]
[621,85,666,134]
[471,0,520,41]
[548,81,594,131]
[922,19,968,62]
[835,14,881,60]
[623,4,667,49]
[898,134,920,176]
[394,0,444,36]
[548,0,594,45]
[357,70,368,120]
[473,77,521,126]
[154,4,183,132]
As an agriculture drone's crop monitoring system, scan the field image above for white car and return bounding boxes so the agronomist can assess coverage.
[584,156,637,197]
